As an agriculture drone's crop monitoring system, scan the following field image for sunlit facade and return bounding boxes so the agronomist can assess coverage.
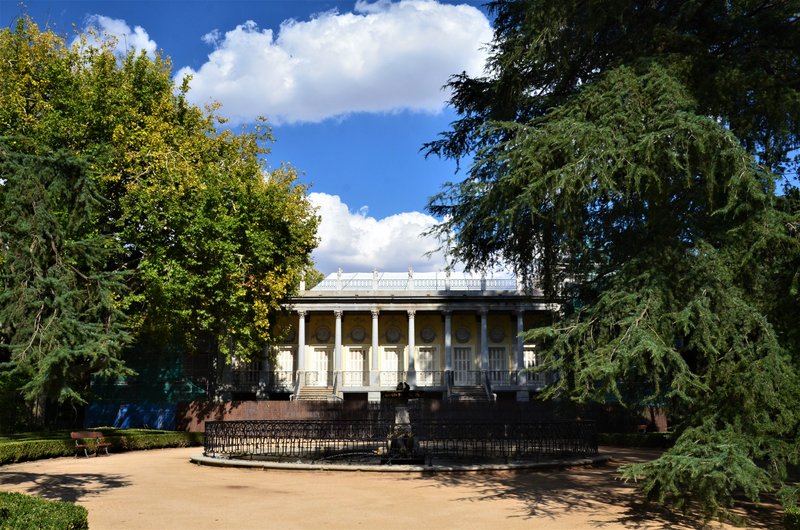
[226,270,556,402]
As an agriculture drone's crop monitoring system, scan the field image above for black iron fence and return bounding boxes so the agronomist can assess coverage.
[415,420,597,460]
[204,420,391,461]
[204,418,597,463]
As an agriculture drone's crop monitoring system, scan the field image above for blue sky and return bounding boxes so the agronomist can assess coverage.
[1,0,494,274]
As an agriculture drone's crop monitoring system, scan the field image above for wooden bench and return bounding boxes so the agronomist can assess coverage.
[70,431,111,457]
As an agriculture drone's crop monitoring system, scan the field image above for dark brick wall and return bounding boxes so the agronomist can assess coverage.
[177,399,572,432]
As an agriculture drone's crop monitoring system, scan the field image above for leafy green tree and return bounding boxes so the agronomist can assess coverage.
[0,143,131,423]
[427,0,800,518]
[302,266,326,291]
[428,0,799,177]
[0,18,318,416]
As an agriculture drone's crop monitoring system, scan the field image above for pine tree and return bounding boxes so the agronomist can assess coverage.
[0,142,131,422]
[426,0,800,517]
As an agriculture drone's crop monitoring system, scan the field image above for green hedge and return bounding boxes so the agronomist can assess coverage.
[0,440,75,465]
[786,507,800,530]
[108,431,204,452]
[0,430,203,466]
[0,492,88,530]
[598,432,674,448]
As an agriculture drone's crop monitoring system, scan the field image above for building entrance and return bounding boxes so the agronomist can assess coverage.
[454,347,472,385]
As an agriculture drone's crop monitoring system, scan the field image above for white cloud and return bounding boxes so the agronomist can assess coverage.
[355,0,395,15]
[309,192,450,274]
[175,0,492,124]
[76,15,158,58]
[201,29,222,46]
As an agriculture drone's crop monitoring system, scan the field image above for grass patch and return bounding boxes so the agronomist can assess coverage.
[0,429,203,465]
[0,491,88,530]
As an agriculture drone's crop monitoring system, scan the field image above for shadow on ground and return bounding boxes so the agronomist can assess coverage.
[413,447,782,529]
[0,471,130,503]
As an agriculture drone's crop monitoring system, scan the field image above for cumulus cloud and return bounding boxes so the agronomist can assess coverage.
[175,0,492,124]
[76,15,158,58]
[309,192,450,274]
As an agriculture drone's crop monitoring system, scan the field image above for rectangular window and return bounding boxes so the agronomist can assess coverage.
[274,346,295,386]
[345,347,366,386]
[381,347,401,387]
[310,347,331,386]
[523,345,538,368]
[454,347,473,385]
[523,345,546,387]
[488,347,508,384]
[417,346,437,386]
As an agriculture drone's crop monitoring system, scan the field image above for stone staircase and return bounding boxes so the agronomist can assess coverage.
[449,386,492,402]
[296,386,336,401]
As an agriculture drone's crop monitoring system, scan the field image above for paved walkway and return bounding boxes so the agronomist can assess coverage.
[0,446,780,529]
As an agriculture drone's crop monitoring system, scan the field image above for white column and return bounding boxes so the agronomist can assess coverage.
[371,308,380,385]
[407,309,416,386]
[297,310,306,372]
[479,308,489,370]
[516,309,526,385]
[444,310,452,371]
[334,309,343,372]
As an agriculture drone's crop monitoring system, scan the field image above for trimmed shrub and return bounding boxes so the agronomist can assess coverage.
[107,431,204,451]
[0,440,74,465]
[785,507,800,530]
[0,492,87,530]
[0,430,203,465]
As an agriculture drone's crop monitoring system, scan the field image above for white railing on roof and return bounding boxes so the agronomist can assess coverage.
[485,278,516,289]
[310,273,518,292]
[414,278,441,289]
[449,279,471,289]
[316,279,338,289]
[377,278,408,289]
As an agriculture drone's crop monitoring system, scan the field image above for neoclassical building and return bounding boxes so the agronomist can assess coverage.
[228,270,556,402]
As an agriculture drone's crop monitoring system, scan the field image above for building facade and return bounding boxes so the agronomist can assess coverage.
[227,270,556,402]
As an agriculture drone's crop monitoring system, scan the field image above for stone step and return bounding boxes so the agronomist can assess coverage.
[452,387,487,393]
[449,386,491,401]
[297,386,335,401]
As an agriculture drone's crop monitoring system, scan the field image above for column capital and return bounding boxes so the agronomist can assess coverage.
[442,308,452,316]
[515,308,525,317]
[407,309,416,318]
[479,307,489,316]
[297,309,307,317]
[371,308,380,317]
[334,309,343,318]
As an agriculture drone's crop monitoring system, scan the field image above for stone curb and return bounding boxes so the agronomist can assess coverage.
[190,453,611,473]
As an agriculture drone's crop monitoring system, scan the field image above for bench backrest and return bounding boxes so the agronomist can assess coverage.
[71,431,103,439]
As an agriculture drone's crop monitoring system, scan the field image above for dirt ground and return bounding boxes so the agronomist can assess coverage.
[0,446,781,529]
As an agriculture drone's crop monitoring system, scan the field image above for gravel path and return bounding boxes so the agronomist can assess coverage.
[0,446,779,529]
